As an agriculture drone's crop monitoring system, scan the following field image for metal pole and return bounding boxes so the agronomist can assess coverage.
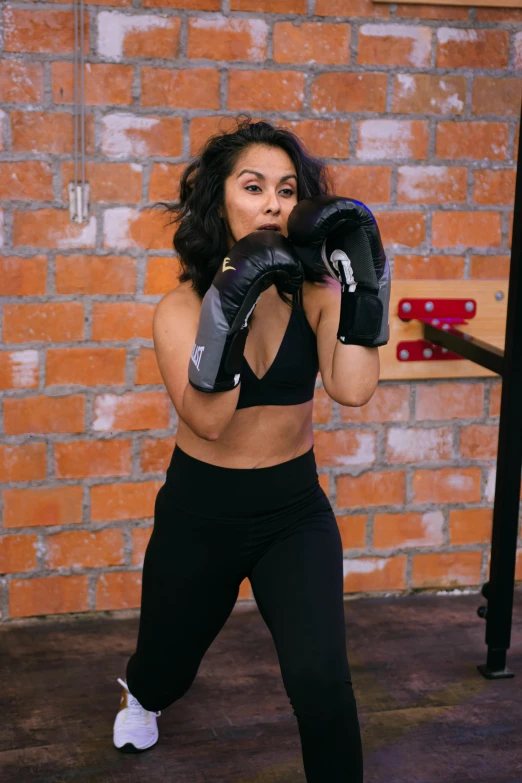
[477,98,522,679]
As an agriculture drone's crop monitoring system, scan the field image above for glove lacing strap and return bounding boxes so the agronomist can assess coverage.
[320,241,357,293]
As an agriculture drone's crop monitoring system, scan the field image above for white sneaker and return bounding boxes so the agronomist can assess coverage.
[113,677,161,753]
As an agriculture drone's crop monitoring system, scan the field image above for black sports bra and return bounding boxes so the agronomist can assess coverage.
[236,305,319,410]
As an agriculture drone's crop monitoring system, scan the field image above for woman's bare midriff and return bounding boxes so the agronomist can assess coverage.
[176,400,315,468]
[175,280,322,469]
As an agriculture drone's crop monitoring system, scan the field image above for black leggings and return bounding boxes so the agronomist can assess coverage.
[126,445,364,782]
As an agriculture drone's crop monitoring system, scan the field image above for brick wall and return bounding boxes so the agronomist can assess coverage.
[1,0,521,621]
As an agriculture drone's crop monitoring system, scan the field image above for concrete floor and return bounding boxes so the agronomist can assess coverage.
[1,587,521,783]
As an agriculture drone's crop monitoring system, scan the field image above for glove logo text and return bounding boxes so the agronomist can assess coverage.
[222,257,236,272]
[191,344,205,371]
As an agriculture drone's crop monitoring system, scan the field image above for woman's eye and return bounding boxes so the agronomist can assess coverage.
[245,185,295,196]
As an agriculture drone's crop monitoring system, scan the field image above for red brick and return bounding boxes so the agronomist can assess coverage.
[144,256,181,294]
[449,508,492,545]
[0,256,47,295]
[4,9,89,54]
[0,60,44,102]
[92,391,170,432]
[374,510,444,549]
[0,350,39,389]
[55,439,132,478]
[336,514,367,550]
[373,210,426,248]
[3,303,84,343]
[432,211,502,249]
[4,395,85,434]
[61,162,142,204]
[149,163,185,202]
[473,169,515,206]
[472,77,522,118]
[135,348,162,385]
[232,0,305,9]
[95,571,141,610]
[489,382,502,416]
[132,526,153,565]
[337,470,406,507]
[102,208,173,250]
[311,72,387,113]
[328,166,391,205]
[0,443,47,482]
[392,73,465,115]
[97,12,180,58]
[318,473,329,495]
[478,7,522,21]
[189,115,238,155]
[314,430,376,467]
[340,384,409,422]
[344,555,407,593]
[3,485,83,528]
[142,68,220,109]
[10,575,89,617]
[470,256,510,279]
[436,28,508,69]
[143,0,219,7]
[0,534,38,574]
[46,528,124,569]
[52,62,133,106]
[312,385,332,424]
[459,424,498,460]
[416,382,484,420]
[90,480,162,521]
[55,254,136,294]
[357,120,429,160]
[396,4,467,19]
[0,161,53,201]
[412,467,482,504]
[92,303,154,341]
[397,166,467,204]
[140,436,176,473]
[101,114,182,157]
[274,22,349,64]
[436,122,509,161]
[11,111,95,155]
[46,348,127,386]
[228,71,305,112]
[13,209,96,250]
[278,120,351,159]
[358,24,431,67]
[412,551,482,588]
[394,255,465,280]
[316,0,388,13]
[386,426,453,463]
[188,18,267,61]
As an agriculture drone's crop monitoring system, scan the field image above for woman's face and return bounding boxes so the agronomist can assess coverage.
[221,144,298,247]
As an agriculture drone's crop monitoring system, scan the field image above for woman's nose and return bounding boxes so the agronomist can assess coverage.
[264,191,281,213]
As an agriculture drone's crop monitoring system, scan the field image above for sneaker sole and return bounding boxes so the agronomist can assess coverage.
[115,738,158,754]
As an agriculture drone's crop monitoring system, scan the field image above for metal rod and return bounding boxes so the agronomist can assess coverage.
[73,0,78,190]
[478,95,522,677]
[80,0,85,194]
[423,323,504,376]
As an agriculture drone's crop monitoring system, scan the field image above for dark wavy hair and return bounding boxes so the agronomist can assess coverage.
[157,115,331,304]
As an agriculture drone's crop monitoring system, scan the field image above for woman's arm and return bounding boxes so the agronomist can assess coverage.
[315,278,380,407]
[153,290,239,441]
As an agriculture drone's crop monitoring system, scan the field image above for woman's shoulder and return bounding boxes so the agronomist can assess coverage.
[153,281,201,331]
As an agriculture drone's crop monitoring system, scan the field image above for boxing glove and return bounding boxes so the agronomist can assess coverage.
[287,196,390,347]
[188,231,303,393]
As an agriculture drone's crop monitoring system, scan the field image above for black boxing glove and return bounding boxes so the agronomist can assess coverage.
[188,230,303,393]
[287,196,391,347]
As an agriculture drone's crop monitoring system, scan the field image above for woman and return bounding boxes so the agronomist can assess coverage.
[113,117,389,782]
